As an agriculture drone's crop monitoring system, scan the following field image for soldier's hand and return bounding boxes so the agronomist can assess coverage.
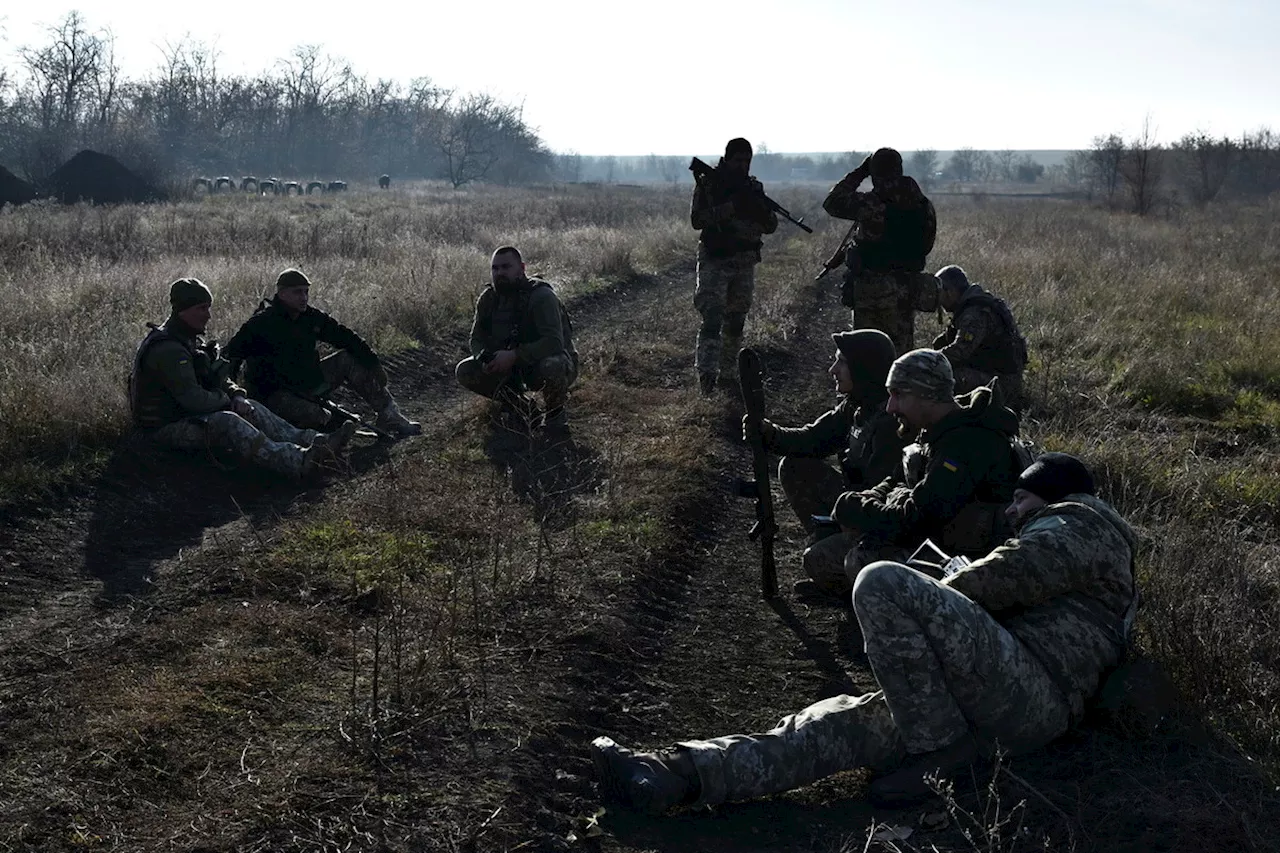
[230,395,254,418]
[484,349,518,374]
[741,416,776,445]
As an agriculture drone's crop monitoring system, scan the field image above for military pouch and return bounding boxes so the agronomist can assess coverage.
[840,247,864,308]
[941,501,1008,556]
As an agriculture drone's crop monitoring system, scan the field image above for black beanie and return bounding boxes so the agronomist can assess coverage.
[1017,453,1095,504]
[276,268,312,290]
[832,329,897,384]
[169,278,212,312]
[869,147,904,178]
[725,138,753,159]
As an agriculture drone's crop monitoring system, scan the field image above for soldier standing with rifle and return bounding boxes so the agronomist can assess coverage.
[821,147,940,356]
[689,138,779,396]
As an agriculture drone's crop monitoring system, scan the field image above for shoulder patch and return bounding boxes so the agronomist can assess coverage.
[941,459,959,472]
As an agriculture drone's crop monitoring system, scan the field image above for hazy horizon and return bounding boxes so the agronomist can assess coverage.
[2,1,1277,156]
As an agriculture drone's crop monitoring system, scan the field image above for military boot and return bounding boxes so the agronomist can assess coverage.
[590,737,699,815]
[376,400,422,438]
[867,733,980,807]
[312,420,358,454]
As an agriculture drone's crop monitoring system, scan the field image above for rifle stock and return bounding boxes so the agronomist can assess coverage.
[738,347,778,599]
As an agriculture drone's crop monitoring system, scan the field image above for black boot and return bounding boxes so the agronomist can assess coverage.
[868,733,980,807]
[590,737,699,815]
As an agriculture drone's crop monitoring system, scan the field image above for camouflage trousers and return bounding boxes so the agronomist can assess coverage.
[954,367,1025,412]
[151,402,318,478]
[455,353,578,412]
[848,271,941,357]
[778,455,857,591]
[694,249,757,378]
[680,561,1072,806]
[265,350,394,431]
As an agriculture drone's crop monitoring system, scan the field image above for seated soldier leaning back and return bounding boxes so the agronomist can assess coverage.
[222,268,421,439]
[823,348,1026,597]
[130,278,357,479]
[742,329,906,594]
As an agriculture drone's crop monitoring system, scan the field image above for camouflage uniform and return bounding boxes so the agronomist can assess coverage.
[456,276,578,419]
[767,398,905,590]
[823,171,938,355]
[678,493,1137,806]
[223,298,391,431]
[691,165,779,383]
[130,317,318,478]
[834,384,1023,584]
[933,283,1029,407]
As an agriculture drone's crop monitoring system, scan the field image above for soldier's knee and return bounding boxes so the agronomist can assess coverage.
[456,358,483,389]
[851,559,911,602]
[538,355,569,383]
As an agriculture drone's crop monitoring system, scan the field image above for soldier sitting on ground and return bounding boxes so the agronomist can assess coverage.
[455,245,578,429]
[828,348,1026,596]
[741,329,906,595]
[592,452,1138,812]
[222,268,421,438]
[129,278,356,479]
[932,264,1029,409]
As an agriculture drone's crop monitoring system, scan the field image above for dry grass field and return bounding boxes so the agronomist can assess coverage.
[0,182,1278,852]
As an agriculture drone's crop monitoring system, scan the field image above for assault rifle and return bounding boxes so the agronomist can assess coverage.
[814,222,858,281]
[689,157,814,234]
[736,347,779,599]
[296,391,396,443]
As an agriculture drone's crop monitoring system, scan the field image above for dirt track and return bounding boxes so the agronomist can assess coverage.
[2,259,1277,853]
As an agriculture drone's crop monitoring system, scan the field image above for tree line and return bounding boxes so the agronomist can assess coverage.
[0,12,553,188]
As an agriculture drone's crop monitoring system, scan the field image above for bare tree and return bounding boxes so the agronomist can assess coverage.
[19,11,111,133]
[1121,116,1163,215]
[1172,131,1235,206]
[907,149,938,188]
[993,149,1017,182]
[945,147,978,182]
[1089,133,1126,208]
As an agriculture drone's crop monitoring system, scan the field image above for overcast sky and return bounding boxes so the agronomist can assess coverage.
[2,0,1276,155]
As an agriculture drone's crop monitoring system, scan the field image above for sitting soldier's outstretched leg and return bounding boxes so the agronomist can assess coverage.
[263,390,330,431]
[320,350,420,437]
[190,410,311,478]
[851,560,1072,802]
[592,690,907,813]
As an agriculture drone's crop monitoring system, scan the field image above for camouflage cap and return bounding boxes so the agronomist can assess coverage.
[832,329,897,384]
[276,268,311,290]
[886,348,954,402]
[1017,452,1095,503]
[169,277,212,312]
[935,264,970,292]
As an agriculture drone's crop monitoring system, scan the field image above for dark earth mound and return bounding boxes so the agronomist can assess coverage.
[0,164,37,208]
[46,149,165,205]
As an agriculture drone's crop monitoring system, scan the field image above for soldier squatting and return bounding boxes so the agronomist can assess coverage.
[125,145,1118,813]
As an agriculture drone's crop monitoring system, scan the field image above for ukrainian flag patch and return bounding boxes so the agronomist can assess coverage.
[942,459,959,472]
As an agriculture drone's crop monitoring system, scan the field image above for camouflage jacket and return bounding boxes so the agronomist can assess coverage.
[822,172,936,273]
[932,284,1028,376]
[690,163,779,260]
[130,316,244,428]
[945,493,1139,721]
[766,396,905,490]
[833,385,1021,554]
[468,277,576,368]
[223,298,379,400]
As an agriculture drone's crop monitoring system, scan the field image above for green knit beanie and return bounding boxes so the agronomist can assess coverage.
[169,278,213,312]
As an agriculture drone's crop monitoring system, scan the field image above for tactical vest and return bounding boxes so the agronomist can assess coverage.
[858,196,937,273]
[949,291,1029,375]
[481,280,577,364]
[128,323,218,428]
[698,173,765,258]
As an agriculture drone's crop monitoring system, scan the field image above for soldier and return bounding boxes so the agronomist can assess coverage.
[456,246,578,428]
[932,265,1029,409]
[834,348,1025,591]
[742,329,905,595]
[591,453,1138,812]
[823,148,939,355]
[691,138,779,395]
[129,278,357,479]
[222,268,421,438]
